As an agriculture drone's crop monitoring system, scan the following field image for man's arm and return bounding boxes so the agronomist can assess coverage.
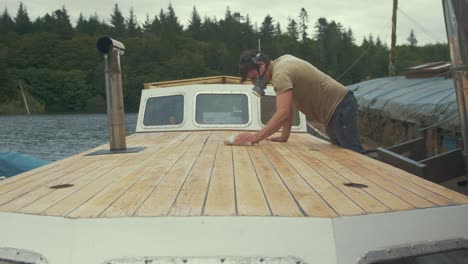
[234,90,293,145]
[267,106,293,142]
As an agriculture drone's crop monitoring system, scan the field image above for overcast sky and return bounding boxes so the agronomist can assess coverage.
[1,0,448,46]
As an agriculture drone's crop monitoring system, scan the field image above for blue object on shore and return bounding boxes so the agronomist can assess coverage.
[0,151,49,178]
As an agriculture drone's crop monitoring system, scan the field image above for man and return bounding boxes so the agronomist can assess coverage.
[234,50,364,153]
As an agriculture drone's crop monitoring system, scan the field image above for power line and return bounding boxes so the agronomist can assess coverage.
[337,20,392,81]
[397,7,443,43]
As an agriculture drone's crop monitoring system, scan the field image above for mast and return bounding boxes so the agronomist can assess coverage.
[18,80,30,116]
[442,0,468,183]
[389,0,398,76]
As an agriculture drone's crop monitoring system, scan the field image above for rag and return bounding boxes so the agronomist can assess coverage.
[224,134,253,146]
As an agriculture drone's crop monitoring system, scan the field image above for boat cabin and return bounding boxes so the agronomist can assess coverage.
[137,76,306,133]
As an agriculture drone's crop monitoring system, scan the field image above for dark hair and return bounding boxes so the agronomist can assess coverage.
[239,50,271,82]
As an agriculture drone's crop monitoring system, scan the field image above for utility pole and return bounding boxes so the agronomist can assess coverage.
[389,0,398,76]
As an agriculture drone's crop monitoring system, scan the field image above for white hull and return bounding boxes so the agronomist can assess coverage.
[1,204,467,264]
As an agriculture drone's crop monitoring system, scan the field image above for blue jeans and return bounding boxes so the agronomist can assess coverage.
[325,91,364,153]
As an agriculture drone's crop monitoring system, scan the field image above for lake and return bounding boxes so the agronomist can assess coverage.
[0,113,138,162]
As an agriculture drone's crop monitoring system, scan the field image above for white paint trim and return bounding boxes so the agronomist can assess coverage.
[332,204,468,264]
[3,206,466,264]
[0,214,335,264]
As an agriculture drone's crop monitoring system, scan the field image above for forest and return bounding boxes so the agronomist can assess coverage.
[0,3,450,114]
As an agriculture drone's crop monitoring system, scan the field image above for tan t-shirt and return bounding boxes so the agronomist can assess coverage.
[271,55,348,125]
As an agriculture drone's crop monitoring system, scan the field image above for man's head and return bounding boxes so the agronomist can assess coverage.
[239,50,271,83]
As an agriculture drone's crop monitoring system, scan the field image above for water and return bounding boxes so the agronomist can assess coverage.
[0,114,138,162]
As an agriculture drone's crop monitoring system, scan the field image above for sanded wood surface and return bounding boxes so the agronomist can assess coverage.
[1,131,467,219]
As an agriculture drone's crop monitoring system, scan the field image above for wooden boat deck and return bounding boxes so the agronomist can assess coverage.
[0,131,467,219]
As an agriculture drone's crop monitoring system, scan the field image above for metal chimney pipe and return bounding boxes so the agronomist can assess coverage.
[442,0,468,173]
[96,37,127,151]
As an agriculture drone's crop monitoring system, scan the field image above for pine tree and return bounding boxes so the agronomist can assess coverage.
[76,13,87,34]
[166,3,183,33]
[110,4,126,36]
[187,6,202,39]
[407,29,418,47]
[287,18,299,40]
[126,7,140,36]
[14,2,32,34]
[150,14,161,34]
[33,13,53,32]
[299,8,309,42]
[54,6,73,38]
[0,9,14,34]
[142,13,152,33]
[275,22,282,36]
[260,15,275,38]
[314,18,329,70]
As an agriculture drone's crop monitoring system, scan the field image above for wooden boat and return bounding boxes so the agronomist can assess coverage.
[0,76,467,264]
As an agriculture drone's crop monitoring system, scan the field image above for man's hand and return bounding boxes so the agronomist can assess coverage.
[266,135,289,142]
[233,132,259,145]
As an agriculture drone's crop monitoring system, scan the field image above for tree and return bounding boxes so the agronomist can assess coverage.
[314,18,328,70]
[166,3,183,33]
[407,29,418,47]
[149,14,161,35]
[260,15,275,38]
[0,44,15,102]
[287,18,299,40]
[126,7,140,36]
[187,6,202,39]
[53,6,73,38]
[299,8,309,42]
[0,9,14,35]
[76,13,87,33]
[142,13,152,33]
[275,22,282,36]
[14,2,32,34]
[110,4,126,36]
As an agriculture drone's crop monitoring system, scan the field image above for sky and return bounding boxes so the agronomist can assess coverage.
[1,0,448,46]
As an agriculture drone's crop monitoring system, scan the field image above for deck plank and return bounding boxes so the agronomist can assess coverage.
[204,133,236,216]
[287,140,415,212]
[0,144,109,194]
[261,144,337,217]
[69,133,195,218]
[233,146,271,216]
[97,133,198,217]
[168,134,219,216]
[14,154,135,214]
[0,156,101,207]
[0,155,116,212]
[296,133,467,205]
[272,143,372,215]
[1,131,465,219]
[132,134,208,217]
[248,147,303,217]
[20,135,173,214]
[285,142,393,213]
[312,144,439,209]
[272,142,366,216]
[43,133,189,217]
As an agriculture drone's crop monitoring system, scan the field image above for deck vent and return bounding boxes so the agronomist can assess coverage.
[49,184,74,189]
[343,182,368,188]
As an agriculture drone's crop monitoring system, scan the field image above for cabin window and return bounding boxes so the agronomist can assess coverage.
[143,95,184,126]
[260,96,300,126]
[195,94,249,125]
[372,248,468,264]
